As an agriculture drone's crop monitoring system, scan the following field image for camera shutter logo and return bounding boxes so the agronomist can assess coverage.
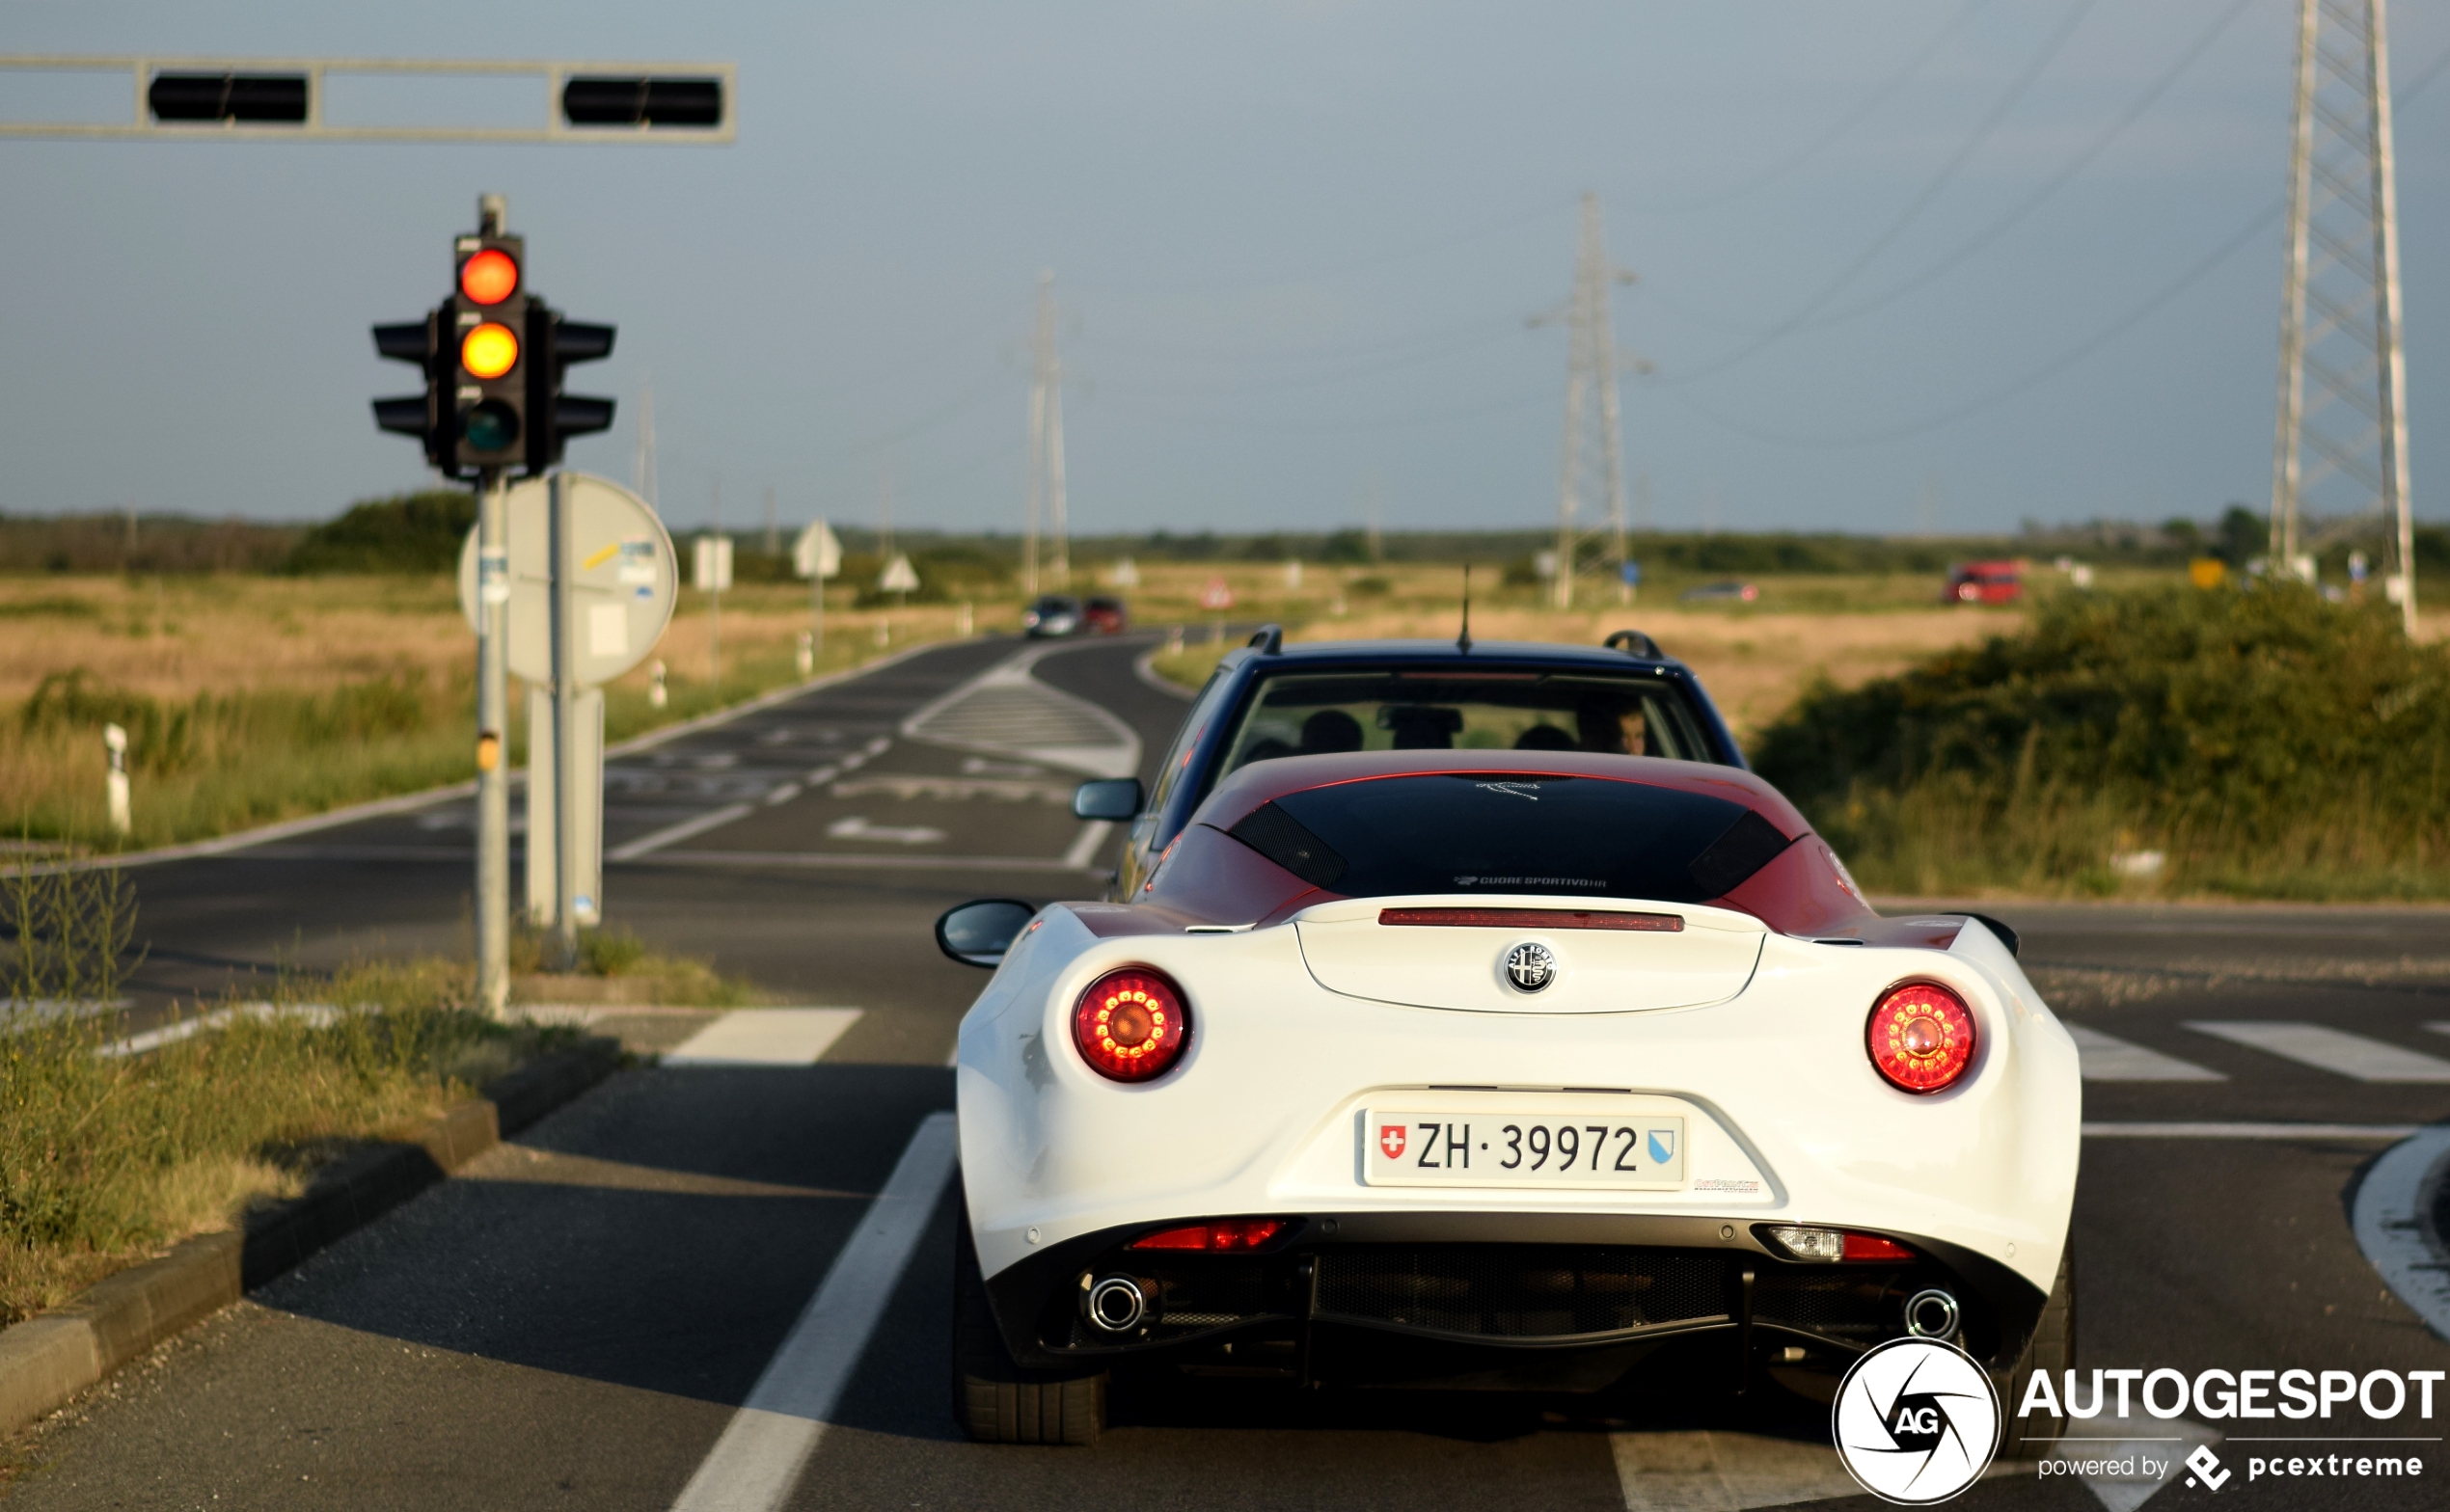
[1832,1336,2000,1504]
[1504,941,1558,992]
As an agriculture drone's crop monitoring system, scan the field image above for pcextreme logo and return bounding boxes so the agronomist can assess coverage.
[1833,1337,2001,1504]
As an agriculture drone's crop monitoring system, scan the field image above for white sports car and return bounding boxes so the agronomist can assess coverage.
[938,748,2080,1447]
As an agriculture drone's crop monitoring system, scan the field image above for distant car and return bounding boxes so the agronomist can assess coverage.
[1023,595,1083,637]
[1074,629,1749,903]
[1679,580,1758,604]
[1082,596,1130,634]
[1946,562,2022,605]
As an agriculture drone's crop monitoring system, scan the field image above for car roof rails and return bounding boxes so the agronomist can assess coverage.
[1604,629,1664,659]
[1248,624,1284,655]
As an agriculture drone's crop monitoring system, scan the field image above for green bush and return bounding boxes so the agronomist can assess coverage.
[1754,583,2450,899]
[285,490,475,575]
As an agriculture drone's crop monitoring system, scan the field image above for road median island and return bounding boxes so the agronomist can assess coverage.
[0,1035,624,1440]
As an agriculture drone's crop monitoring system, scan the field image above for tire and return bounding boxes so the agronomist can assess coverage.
[1996,1245,2075,1462]
[951,1204,1108,1445]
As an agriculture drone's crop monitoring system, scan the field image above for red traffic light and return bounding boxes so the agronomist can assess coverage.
[459,248,519,306]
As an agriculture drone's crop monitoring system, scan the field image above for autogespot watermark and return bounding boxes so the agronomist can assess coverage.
[2020,1366,2444,1498]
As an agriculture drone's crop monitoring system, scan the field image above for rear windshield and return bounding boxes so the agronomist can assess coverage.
[1213,669,1715,781]
[1224,773,1793,903]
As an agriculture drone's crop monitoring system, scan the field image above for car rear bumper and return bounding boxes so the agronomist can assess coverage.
[978,1207,2049,1390]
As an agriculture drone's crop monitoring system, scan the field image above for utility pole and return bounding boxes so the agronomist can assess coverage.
[1537,194,1639,610]
[1025,272,1070,593]
[2271,0,2416,634]
[762,485,778,556]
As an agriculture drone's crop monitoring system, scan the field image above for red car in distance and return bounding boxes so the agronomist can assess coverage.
[1945,561,2022,605]
[1082,596,1130,634]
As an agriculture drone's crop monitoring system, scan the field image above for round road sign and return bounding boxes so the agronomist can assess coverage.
[457,473,677,687]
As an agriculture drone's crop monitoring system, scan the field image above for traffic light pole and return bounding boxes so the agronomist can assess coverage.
[475,468,512,1017]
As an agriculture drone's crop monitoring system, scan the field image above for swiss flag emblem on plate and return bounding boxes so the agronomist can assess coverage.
[1378,1124,1408,1159]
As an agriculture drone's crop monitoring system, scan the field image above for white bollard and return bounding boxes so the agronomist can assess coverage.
[796,631,814,678]
[103,723,130,835]
[1167,625,1184,656]
[958,601,973,636]
[874,619,890,647]
[648,659,667,709]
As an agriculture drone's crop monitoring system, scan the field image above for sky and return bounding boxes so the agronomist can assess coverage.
[0,0,2443,539]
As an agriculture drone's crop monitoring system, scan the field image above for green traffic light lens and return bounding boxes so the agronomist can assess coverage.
[462,400,521,453]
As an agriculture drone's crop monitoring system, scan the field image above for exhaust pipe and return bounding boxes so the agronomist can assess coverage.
[1085,1275,1149,1334]
[1904,1288,1960,1340]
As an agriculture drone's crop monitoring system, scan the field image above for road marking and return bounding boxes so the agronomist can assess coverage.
[2187,1020,2450,1082]
[903,645,1142,777]
[762,783,802,806]
[2066,1025,2225,1082]
[632,850,1102,873]
[2082,1121,2419,1139]
[1613,1428,1859,1510]
[667,1111,957,1512]
[2352,1123,2450,1344]
[825,816,946,845]
[664,1010,863,1066]
[1062,820,1113,870]
[609,801,757,861]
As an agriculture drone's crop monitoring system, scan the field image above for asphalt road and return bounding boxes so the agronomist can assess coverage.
[10,634,2450,1511]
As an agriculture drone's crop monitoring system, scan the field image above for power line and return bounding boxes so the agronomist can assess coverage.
[1649,35,2450,450]
[1632,0,1996,216]
[1662,0,2105,385]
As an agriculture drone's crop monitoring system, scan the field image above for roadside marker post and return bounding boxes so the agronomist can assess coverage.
[102,724,130,836]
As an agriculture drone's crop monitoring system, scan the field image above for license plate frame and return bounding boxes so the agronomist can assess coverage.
[1362,1111,1688,1190]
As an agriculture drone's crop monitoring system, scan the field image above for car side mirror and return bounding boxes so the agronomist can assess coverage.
[936,899,1038,968]
[1072,777,1143,822]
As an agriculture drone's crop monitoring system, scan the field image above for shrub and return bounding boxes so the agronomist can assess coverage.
[285,490,475,575]
[1754,583,2450,898]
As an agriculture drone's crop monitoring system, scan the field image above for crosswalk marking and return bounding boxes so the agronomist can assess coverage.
[2186,1020,2450,1082]
[2066,1025,2225,1082]
[665,1009,863,1066]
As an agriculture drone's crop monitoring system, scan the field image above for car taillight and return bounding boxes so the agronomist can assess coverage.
[1761,1225,1920,1263]
[1866,982,1975,1094]
[1129,1218,1293,1251]
[1843,1232,1916,1262]
[1074,967,1190,1082]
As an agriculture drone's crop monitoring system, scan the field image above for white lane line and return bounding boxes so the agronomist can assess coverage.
[2067,1025,2225,1082]
[667,1111,958,1512]
[664,1010,863,1066]
[763,783,802,807]
[2188,1020,2450,1082]
[609,801,757,861]
[1612,1428,1859,1510]
[802,764,839,785]
[1061,819,1113,870]
[2352,1124,2450,1343]
[2082,1121,2419,1139]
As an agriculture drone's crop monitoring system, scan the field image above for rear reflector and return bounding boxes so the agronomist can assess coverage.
[1377,907,1682,932]
[1128,1218,1295,1252]
[1843,1232,1916,1262]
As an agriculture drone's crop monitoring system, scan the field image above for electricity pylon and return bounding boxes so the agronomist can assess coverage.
[2270,0,2415,633]
[1024,271,1071,594]
[1535,194,1643,610]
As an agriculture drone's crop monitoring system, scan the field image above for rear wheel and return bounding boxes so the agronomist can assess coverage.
[1997,1245,2074,1462]
[951,1204,1107,1445]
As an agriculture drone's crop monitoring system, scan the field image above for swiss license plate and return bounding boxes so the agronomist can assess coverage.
[1363,1112,1688,1189]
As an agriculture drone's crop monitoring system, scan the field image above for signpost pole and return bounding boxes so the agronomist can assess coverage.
[475,468,511,1018]
[548,471,581,969]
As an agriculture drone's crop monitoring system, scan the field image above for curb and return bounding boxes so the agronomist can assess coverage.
[0,1037,624,1438]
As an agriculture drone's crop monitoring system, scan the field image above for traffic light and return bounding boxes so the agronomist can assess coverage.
[372,212,615,479]
[526,306,617,472]
[451,230,530,472]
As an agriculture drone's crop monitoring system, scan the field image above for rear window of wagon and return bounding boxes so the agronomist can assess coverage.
[1223,773,1794,903]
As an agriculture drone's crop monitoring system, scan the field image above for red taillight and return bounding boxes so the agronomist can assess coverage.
[1129,1218,1293,1252]
[1843,1232,1916,1262]
[1866,982,1975,1094]
[1073,967,1190,1082]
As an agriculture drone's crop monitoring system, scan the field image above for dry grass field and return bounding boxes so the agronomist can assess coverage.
[1,575,1005,850]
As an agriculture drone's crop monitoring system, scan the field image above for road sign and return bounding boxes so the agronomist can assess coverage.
[793,520,841,580]
[456,472,677,686]
[878,553,920,595]
[694,535,734,591]
[1199,577,1235,610]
